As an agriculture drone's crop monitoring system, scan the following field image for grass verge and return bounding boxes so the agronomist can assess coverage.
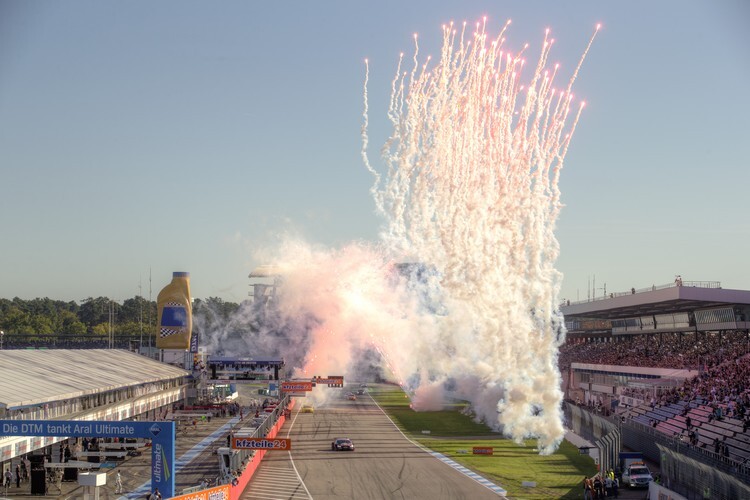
[370,384,597,499]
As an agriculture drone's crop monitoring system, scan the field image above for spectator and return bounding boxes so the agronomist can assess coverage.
[115,471,123,494]
[604,475,614,497]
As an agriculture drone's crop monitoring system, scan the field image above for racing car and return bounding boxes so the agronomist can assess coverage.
[331,438,355,451]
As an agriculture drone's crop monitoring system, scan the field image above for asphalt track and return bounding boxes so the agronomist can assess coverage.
[241,387,503,500]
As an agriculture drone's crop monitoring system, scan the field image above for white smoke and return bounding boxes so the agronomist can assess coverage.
[197,19,597,455]
[357,19,595,454]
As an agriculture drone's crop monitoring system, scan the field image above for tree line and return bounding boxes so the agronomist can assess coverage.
[0,296,241,338]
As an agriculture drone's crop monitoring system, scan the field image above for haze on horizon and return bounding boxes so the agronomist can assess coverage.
[1,1,749,304]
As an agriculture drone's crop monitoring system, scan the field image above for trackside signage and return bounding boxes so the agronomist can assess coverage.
[472,447,493,455]
[280,381,313,392]
[0,420,175,498]
[169,484,230,500]
[285,392,308,398]
[232,437,291,450]
[313,377,344,385]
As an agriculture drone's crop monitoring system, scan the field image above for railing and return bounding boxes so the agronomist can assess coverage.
[0,334,149,350]
[563,281,722,307]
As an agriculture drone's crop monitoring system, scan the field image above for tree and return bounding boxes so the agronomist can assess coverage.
[29,314,54,335]
[120,296,151,325]
[25,298,58,317]
[0,306,33,334]
[79,297,119,332]
[115,321,143,336]
[0,298,13,315]
[91,323,110,336]
[58,310,87,336]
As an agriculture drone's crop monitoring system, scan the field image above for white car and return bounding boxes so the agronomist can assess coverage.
[622,463,653,488]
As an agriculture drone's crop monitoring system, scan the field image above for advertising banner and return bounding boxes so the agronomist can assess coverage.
[169,484,231,500]
[313,377,344,386]
[472,447,494,455]
[232,437,291,450]
[281,381,313,392]
[156,272,192,350]
[189,330,200,353]
[619,395,645,407]
[0,420,175,498]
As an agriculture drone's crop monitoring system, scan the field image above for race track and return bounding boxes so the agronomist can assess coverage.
[241,386,503,500]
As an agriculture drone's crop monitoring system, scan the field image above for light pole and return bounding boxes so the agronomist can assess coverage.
[0,330,4,350]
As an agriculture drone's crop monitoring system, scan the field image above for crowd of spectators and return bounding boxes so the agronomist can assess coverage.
[563,330,750,473]
[667,354,750,422]
[559,330,750,372]
[562,331,750,425]
[570,350,750,433]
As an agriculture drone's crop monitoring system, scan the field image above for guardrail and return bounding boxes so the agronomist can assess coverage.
[228,396,293,500]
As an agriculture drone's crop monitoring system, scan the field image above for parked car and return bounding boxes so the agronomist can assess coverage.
[622,462,653,488]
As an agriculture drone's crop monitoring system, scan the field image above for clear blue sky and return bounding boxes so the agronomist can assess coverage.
[1,1,748,303]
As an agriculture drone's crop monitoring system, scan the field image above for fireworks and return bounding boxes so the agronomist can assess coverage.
[362,18,599,453]
[239,17,598,456]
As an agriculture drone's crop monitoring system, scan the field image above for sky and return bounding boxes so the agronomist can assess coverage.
[1,0,749,304]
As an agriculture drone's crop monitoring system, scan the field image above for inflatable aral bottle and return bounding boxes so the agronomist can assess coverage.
[156,271,192,349]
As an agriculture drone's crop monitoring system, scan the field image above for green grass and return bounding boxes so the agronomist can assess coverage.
[370,386,497,436]
[370,384,597,499]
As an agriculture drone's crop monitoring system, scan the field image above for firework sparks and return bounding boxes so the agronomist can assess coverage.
[362,19,598,453]
[237,18,598,456]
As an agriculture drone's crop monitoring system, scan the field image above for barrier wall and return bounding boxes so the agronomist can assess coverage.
[171,484,231,500]
[657,443,750,500]
[229,399,295,500]
[568,404,750,498]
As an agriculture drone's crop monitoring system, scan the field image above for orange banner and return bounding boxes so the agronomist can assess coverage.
[169,484,230,500]
[472,447,493,455]
[313,377,344,385]
[281,381,313,392]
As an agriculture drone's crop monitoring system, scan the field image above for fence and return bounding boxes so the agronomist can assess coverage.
[568,404,750,499]
[564,402,620,474]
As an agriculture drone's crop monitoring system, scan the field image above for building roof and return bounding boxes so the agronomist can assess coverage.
[0,349,189,410]
[561,285,750,320]
[248,264,284,278]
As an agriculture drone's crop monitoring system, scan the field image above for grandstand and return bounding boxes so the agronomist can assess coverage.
[559,280,750,499]
[561,279,750,336]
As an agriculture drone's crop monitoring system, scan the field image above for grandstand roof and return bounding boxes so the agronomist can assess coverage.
[0,349,189,410]
[561,285,750,320]
[248,264,284,278]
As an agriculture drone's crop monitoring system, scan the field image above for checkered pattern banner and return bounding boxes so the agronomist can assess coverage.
[160,327,186,338]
